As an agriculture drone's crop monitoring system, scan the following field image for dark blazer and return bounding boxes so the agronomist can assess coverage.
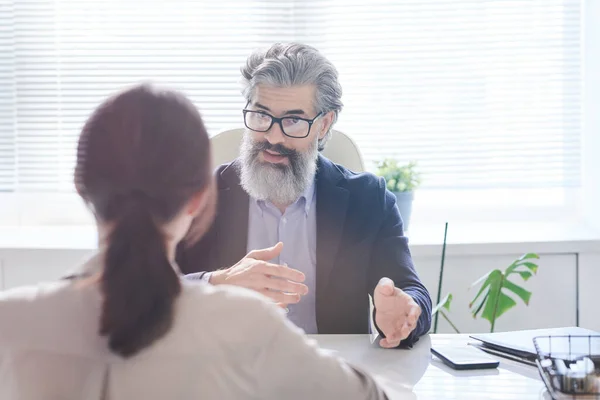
[177,155,432,345]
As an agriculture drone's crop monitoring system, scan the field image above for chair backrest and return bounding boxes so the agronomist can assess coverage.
[210,128,365,172]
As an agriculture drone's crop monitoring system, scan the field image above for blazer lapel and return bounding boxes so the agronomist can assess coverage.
[316,156,350,315]
[215,161,249,269]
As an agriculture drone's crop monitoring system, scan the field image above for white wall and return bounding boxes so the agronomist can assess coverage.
[578,253,600,332]
[0,249,93,289]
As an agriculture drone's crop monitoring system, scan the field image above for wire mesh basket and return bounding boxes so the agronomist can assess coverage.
[533,335,600,400]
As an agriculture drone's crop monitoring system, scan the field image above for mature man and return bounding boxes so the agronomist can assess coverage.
[178,43,432,348]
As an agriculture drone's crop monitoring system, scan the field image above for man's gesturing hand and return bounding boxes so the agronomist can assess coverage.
[210,242,308,305]
[374,277,422,348]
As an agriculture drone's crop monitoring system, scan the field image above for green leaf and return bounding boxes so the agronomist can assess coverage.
[387,178,397,192]
[506,259,539,275]
[469,270,500,308]
[502,279,532,305]
[515,262,539,274]
[470,292,489,319]
[477,270,512,322]
[517,271,533,281]
[432,293,453,315]
[375,158,422,192]
[480,274,501,322]
[517,253,540,261]
[506,253,539,275]
[482,290,517,322]
[470,270,492,290]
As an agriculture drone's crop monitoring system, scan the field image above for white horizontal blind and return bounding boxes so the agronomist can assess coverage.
[0,0,296,192]
[309,0,583,188]
[0,1,17,191]
[0,0,583,192]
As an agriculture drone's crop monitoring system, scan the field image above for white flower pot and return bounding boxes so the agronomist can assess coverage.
[392,191,414,232]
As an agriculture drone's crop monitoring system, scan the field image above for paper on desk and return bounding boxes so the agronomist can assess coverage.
[471,327,600,360]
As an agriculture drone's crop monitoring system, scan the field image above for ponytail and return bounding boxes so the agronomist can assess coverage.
[99,202,181,358]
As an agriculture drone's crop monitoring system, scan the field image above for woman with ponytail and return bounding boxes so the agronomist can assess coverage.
[0,84,388,400]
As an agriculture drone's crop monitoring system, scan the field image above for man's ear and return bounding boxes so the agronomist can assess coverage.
[318,111,335,140]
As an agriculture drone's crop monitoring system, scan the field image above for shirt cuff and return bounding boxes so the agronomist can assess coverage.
[201,272,212,283]
[184,272,212,283]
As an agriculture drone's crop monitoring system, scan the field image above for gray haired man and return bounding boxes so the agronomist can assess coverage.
[178,43,432,348]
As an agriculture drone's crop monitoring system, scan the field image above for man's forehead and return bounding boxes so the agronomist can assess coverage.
[251,84,316,115]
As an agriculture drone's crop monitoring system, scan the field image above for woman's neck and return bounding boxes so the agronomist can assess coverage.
[96,223,181,273]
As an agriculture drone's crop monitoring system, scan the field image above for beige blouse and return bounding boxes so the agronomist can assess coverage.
[0,253,387,400]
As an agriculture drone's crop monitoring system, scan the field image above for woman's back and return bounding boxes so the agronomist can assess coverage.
[0,84,387,399]
[0,255,387,400]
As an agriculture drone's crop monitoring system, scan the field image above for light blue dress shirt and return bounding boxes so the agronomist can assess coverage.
[247,182,318,334]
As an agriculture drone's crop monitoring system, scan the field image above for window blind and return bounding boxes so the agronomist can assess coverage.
[0,0,583,192]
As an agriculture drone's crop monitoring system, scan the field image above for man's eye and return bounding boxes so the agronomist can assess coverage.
[284,118,301,126]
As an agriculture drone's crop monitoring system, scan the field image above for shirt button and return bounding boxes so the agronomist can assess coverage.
[282,217,288,224]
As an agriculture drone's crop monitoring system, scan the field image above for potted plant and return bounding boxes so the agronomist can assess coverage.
[376,159,421,231]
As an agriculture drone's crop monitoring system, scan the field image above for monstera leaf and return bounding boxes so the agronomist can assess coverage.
[469,253,540,332]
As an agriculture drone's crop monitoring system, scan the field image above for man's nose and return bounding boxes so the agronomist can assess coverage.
[265,121,286,145]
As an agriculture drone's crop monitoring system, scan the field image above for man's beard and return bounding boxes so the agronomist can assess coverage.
[239,133,318,206]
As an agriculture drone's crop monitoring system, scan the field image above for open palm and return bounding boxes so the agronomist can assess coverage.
[374,278,421,348]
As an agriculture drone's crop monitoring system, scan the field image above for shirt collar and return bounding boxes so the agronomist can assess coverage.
[254,179,316,217]
[300,179,316,215]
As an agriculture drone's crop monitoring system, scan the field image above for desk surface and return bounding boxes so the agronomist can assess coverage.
[311,334,552,400]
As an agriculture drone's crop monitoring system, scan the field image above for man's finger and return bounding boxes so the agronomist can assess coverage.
[379,337,401,348]
[407,303,421,323]
[246,242,283,261]
[260,289,301,305]
[259,276,309,295]
[256,262,306,282]
[399,323,412,340]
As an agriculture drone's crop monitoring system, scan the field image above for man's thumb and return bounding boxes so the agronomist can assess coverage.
[247,242,283,261]
[376,277,395,296]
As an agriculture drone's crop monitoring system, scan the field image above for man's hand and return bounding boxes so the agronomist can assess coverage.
[210,242,308,305]
[374,277,422,348]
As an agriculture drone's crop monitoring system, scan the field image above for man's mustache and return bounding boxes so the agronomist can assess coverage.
[253,141,297,157]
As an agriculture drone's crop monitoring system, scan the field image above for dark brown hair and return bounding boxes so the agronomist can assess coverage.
[75,84,211,357]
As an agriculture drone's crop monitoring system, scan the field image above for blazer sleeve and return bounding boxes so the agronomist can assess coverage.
[368,177,432,348]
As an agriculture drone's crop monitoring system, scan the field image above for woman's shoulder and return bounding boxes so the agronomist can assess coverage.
[176,281,289,339]
[0,280,89,346]
[179,281,281,318]
[0,280,74,310]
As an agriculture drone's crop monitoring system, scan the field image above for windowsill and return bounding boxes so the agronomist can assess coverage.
[0,226,99,252]
[406,219,600,256]
[1,220,599,256]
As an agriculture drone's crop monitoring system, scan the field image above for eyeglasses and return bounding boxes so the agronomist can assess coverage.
[243,109,323,139]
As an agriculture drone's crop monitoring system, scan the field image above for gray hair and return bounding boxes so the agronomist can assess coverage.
[241,43,343,151]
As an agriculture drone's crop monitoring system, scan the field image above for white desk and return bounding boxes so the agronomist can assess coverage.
[312,334,552,400]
